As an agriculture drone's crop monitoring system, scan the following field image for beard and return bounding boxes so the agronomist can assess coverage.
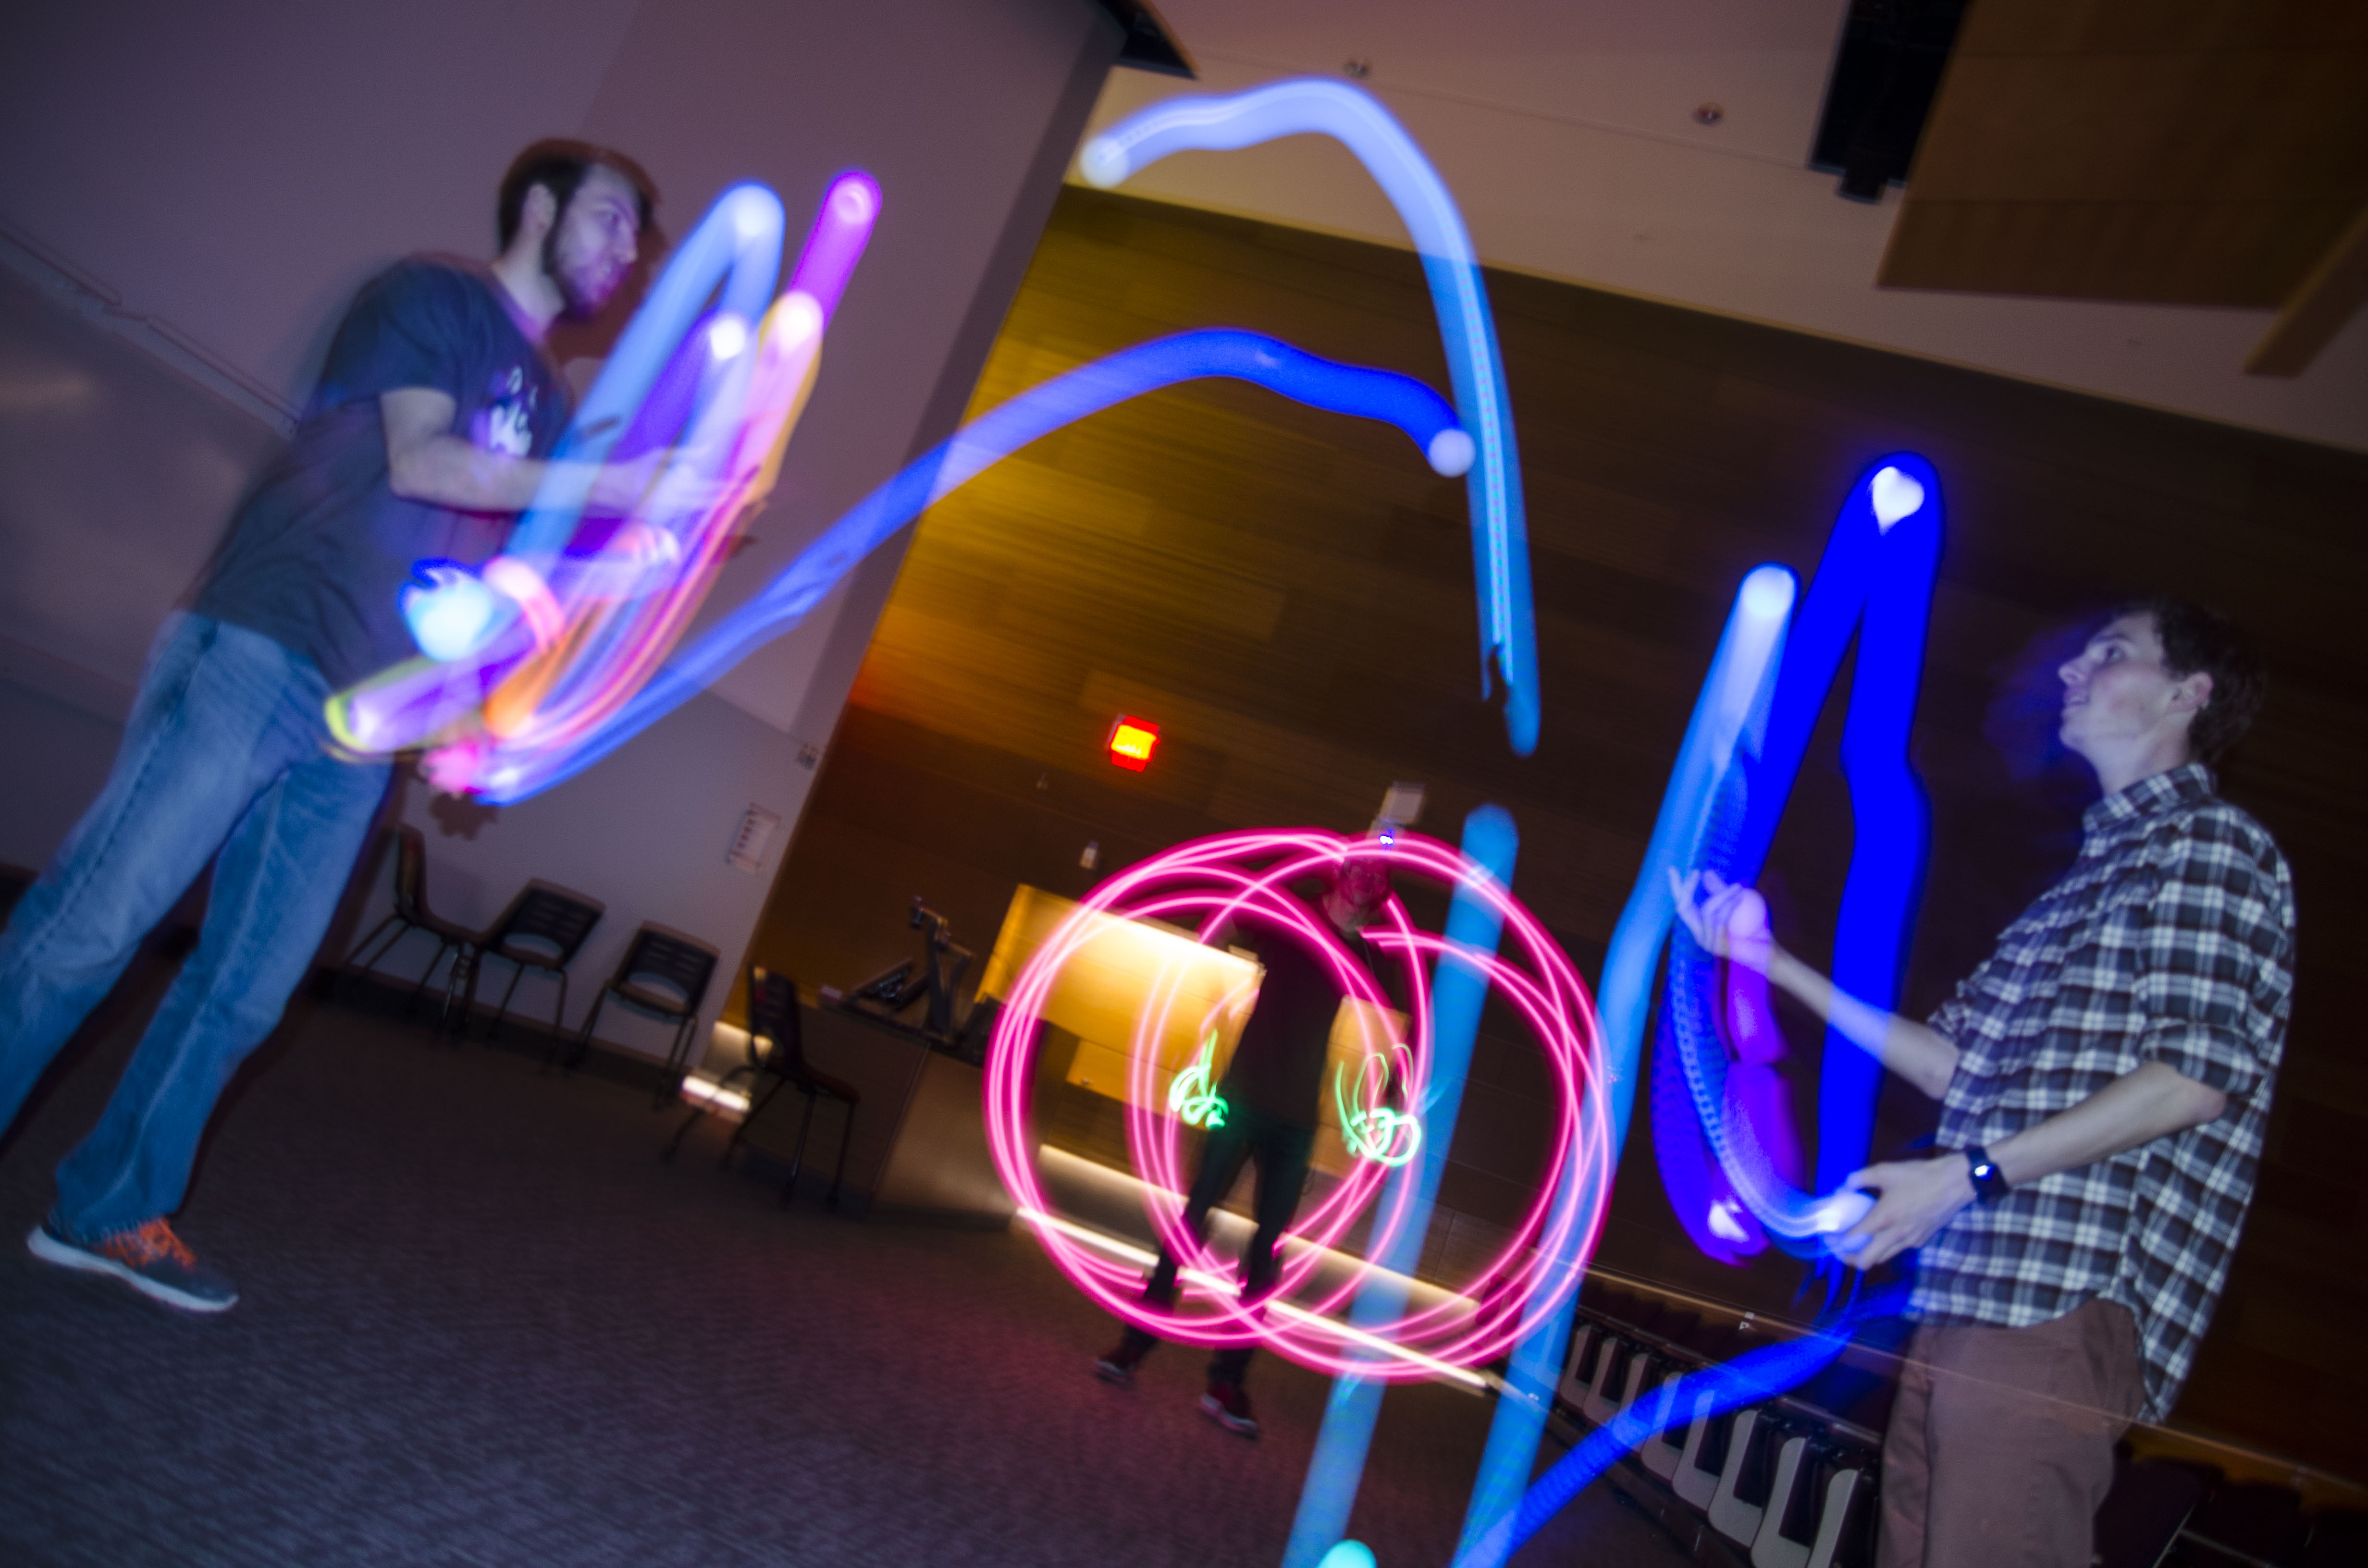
[542,227,621,320]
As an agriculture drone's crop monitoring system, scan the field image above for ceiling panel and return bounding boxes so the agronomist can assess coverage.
[1880,0,2368,361]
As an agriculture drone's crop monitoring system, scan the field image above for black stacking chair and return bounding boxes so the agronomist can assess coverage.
[479,882,605,1046]
[343,824,485,1029]
[726,966,861,1207]
[663,963,788,1163]
[564,923,717,1099]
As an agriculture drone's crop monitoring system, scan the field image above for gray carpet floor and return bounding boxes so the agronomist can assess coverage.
[0,956,1689,1567]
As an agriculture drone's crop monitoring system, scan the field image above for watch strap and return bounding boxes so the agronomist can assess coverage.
[1964,1144,2009,1204]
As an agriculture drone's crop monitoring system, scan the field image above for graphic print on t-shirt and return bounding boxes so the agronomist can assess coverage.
[475,364,539,457]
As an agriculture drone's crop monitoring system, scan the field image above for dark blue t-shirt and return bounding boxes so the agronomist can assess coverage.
[1220,912,1388,1128]
[196,258,569,690]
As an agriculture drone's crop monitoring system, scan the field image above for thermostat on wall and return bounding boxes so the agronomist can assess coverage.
[728,805,781,873]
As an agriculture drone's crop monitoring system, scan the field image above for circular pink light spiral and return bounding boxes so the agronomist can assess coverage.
[982,827,1614,1380]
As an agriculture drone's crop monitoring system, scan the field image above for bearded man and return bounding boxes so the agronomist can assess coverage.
[0,140,661,1312]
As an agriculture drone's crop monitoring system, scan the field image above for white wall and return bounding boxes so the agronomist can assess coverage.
[367,692,810,1056]
[0,0,1122,1054]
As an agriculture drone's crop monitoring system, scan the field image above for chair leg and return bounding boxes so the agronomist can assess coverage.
[782,1089,820,1205]
[728,1075,795,1170]
[488,964,525,1043]
[344,914,407,980]
[654,1014,694,1110]
[407,939,456,1013]
[826,1098,854,1210]
[434,947,476,1042]
[663,1096,707,1162]
[552,971,569,1059]
[556,990,604,1074]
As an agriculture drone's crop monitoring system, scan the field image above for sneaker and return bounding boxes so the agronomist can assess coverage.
[1200,1380,1259,1438]
[1094,1340,1147,1386]
[27,1219,239,1313]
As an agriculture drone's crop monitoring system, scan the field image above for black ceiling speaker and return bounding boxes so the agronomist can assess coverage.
[1810,0,1968,203]
[1093,0,1194,78]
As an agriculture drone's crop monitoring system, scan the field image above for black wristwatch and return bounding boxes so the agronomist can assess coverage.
[1964,1145,2009,1205]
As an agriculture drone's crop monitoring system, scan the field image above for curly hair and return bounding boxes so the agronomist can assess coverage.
[2109,597,2267,765]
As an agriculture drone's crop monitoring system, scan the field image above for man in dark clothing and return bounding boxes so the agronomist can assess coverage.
[0,140,658,1313]
[1095,861,1394,1438]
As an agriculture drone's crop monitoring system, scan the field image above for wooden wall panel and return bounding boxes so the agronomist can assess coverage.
[749,186,2368,1480]
[1882,0,2368,308]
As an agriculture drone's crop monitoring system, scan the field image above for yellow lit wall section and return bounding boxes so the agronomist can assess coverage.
[978,884,1404,1176]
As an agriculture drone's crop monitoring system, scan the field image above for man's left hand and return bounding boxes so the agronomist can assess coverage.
[1832,1155,1976,1269]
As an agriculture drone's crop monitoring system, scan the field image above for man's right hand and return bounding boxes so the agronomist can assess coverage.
[586,447,741,522]
[1668,868,1774,971]
[585,449,665,516]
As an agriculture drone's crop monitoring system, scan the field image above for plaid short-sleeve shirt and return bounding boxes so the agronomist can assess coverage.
[1912,763,2295,1422]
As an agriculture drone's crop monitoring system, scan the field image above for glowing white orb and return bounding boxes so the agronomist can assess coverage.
[728,188,776,241]
[402,566,501,662]
[707,315,750,360]
[1078,136,1129,188]
[832,181,875,223]
[1707,1199,1751,1244]
[778,292,823,346]
[1739,564,1794,622]
[1427,428,1476,477]
[1807,1188,1875,1235]
[1870,466,1924,530]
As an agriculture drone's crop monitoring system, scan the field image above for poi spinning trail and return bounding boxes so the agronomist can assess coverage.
[1647,455,1942,1263]
[327,174,879,798]
[334,312,1477,799]
[533,328,1475,801]
[1080,78,1540,758]
[981,827,1615,1380]
[318,73,1945,1562]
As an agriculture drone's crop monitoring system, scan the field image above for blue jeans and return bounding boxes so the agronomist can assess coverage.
[0,614,390,1239]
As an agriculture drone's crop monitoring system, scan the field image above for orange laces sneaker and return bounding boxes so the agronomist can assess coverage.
[26,1215,239,1313]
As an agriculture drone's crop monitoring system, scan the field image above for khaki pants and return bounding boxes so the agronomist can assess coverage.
[1878,1298,2145,1568]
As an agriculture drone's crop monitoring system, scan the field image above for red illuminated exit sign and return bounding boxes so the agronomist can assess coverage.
[1107,716,1159,772]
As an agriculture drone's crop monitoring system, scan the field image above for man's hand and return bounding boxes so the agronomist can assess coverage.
[585,449,666,516]
[1668,868,1774,971]
[382,388,725,521]
[1833,1155,1976,1268]
[1669,865,1961,1098]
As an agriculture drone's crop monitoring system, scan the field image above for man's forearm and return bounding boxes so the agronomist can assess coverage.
[1764,945,1959,1099]
[1989,1061,2226,1187]
[386,432,555,513]
[1835,1060,2228,1268]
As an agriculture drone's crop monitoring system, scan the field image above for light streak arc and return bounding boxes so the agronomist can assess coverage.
[1657,454,1944,1252]
[324,174,880,795]
[495,330,1471,802]
[981,827,1611,1382]
[1081,79,1539,757]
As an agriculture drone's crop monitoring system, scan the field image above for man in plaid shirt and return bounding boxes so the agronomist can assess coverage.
[1676,598,2293,1568]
